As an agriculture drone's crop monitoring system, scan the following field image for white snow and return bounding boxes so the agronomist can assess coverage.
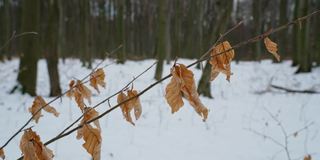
[0,58,319,160]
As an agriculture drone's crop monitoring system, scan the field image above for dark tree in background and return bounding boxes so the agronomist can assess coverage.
[43,0,61,96]
[154,0,168,80]
[17,0,40,96]
[0,0,319,97]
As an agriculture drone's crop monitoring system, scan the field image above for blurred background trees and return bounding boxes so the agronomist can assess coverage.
[0,0,319,96]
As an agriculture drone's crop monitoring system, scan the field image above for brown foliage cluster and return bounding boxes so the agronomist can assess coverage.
[165,64,209,121]
[117,89,142,125]
[13,36,284,159]
[20,129,54,160]
[29,96,59,123]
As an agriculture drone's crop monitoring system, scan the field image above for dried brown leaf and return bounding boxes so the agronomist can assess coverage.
[264,37,280,61]
[19,128,54,160]
[77,107,102,160]
[165,68,184,113]
[67,80,92,111]
[83,107,101,129]
[77,124,101,160]
[209,41,234,82]
[90,68,106,93]
[117,92,134,125]
[0,148,5,160]
[66,80,75,98]
[304,154,312,160]
[28,96,59,123]
[127,90,142,120]
[165,64,209,121]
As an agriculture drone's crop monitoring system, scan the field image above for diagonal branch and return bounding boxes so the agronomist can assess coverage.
[0,45,122,150]
[41,10,320,149]
[16,10,320,160]
[0,31,38,52]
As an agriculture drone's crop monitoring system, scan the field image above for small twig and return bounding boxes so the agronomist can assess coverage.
[264,108,291,160]
[0,31,38,52]
[56,61,157,136]
[41,10,320,148]
[16,10,320,159]
[271,84,320,94]
[288,122,314,138]
[197,20,244,62]
[0,45,121,150]
[244,127,285,148]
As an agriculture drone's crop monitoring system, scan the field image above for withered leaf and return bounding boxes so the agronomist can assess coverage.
[19,128,54,160]
[117,92,134,125]
[77,124,101,160]
[165,64,209,121]
[165,68,184,113]
[304,154,312,160]
[0,148,4,160]
[67,80,92,111]
[77,107,102,160]
[209,41,234,82]
[83,107,101,129]
[90,68,106,93]
[28,96,59,123]
[264,37,280,62]
[127,90,142,120]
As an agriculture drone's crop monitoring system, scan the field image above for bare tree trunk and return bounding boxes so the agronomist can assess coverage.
[252,0,262,60]
[165,0,172,64]
[296,0,311,73]
[154,0,167,80]
[116,0,126,64]
[17,0,40,96]
[44,0,62,96]
[315,0,320,65]
[278,0,288,59]
[0,0,11,60]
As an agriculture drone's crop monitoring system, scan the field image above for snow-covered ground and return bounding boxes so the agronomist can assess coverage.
[0,59,319,160]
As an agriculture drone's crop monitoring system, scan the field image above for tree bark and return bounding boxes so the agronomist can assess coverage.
[17,0,40,96]
[252,0,262,60]
[296,0,311,73]
[44,0,62,96]
[154,0,167,80]
[278,0,288,59]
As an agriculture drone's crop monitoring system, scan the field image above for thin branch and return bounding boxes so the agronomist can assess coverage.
[244,128,285,148]
[271,84,320,94]
[288,122,314,138]
[0,45,122,150]
[16,10,320,159]
[41,10,320,148]
[0,31,38,52]
[57,61,157,136]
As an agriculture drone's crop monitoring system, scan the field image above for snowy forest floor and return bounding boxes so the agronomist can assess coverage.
[0,59,320,160]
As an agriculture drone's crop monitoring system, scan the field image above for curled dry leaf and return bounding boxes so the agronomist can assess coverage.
[117,91,134,125]
[209,41,234,82]
[67,80,92,111]
[264,37,280,62]
[28,96,59,123]
[116,89,142,125]
[77,124,101,160]
[20,128,54,160]
[90,68,106,93]
[304,154,312,160]
[165,64,209,121]
[0,148,4,160]
[77,108,101,160]
[83,107,101,129]
[127,90,142,120]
